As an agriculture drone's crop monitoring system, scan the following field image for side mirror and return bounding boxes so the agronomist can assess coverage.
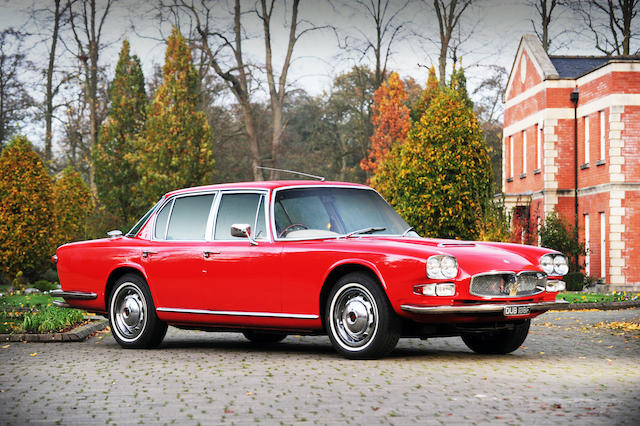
[107,230,123,239]
[230,224,257,245]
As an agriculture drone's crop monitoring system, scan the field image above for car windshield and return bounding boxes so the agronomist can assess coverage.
[274,187,411,239]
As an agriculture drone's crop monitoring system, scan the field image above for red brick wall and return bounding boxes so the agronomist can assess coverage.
[506,49,542,101]
[623,106,640,180]
[579,192,610,280]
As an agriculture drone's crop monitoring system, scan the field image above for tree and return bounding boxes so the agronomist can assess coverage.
[0,29,34,149]
[373,88,493,239]
[449,64,473,109]
[94,40,147,229]
[410,66,439,122]
[346,0,410,87]
[68,0,114,191]
[0,136,56,284]
[361,72,410,176]
[53,166,93,246]
[164,0,320,180]
[528,0,561,52]
[137,27,214,205]
[573,0,639,55]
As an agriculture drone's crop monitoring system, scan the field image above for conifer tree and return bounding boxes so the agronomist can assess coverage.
[54,166,93,246]
[94,40,147,228]
[138,27,214,204]
[410,66,439,122]
[0,136,56,283]
[449,65,473,110]
[361,72,410,176]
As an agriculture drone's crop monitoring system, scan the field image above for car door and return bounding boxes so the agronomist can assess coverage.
[142,192,217,311]
[201,191,282,316]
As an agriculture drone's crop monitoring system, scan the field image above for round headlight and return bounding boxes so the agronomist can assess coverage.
[540,254,554,275]
[441,256,458,279]
[427,256,442,278]
[553,255,569,276]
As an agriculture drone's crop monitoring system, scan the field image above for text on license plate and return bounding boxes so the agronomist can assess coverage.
[504,306,531,316]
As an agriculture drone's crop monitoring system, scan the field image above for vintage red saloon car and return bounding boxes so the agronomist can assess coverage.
[52,180,567,359]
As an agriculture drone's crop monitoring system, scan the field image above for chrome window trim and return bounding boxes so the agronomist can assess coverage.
[156,307,318,320]
[270,184,409,242]
[151,190,219,242]
[469,270,547,299]
[213,189,270,241]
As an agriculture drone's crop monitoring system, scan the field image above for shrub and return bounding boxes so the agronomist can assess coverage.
[32,280,59,292]
[539,211,585,272]
[53,166,93,246]
[564,272,585,291]
[22,307,85,333]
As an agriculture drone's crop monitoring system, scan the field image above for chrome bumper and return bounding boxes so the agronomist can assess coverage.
[50,290,97,300]
[400,300,569,315]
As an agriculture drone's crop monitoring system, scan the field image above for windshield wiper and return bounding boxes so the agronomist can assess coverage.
[345,227,386,238]
[402,226,416,237]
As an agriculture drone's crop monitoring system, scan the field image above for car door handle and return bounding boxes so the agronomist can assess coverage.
[203,250,220,258]
[142,250,158,259]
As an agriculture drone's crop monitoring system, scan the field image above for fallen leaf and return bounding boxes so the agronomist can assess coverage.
[30,352,37,356]
[2,345,9,349]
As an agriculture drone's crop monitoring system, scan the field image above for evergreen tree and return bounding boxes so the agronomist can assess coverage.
[138,27,214,204]
[450,65,473,110]
[54,166,94,246]
[0,136,56,283]
[374,89,493,240]
[361,72,410,176]
[94,40,147,228]
[410,66,439,122]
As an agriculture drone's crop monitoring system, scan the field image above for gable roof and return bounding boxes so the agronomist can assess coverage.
[549,56,610,79]
[504,34,559,102]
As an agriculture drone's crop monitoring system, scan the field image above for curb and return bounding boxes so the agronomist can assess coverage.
[0,319,108,342]
[552,300,640,311]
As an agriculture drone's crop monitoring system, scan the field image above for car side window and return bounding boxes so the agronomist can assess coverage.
[154,200,173,240]
[214,193,265,240]
[164,194,215,240]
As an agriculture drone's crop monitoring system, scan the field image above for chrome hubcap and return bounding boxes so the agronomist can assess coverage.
[332,284,378,349]
[112,283,146,341]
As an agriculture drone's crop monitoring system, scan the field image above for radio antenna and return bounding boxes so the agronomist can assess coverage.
[256,166,325,181]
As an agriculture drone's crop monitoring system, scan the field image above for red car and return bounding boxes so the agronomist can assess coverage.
[53,181,567,359]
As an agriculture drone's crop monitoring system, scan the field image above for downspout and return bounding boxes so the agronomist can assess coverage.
[570,87,579,271]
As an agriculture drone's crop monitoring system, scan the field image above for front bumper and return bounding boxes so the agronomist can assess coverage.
[400,300,569,315]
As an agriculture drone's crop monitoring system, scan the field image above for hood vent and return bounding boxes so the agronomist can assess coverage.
[437,242,475,247]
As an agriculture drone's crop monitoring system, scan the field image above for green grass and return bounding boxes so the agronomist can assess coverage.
[0,292,86,334]
[558,291,640,304]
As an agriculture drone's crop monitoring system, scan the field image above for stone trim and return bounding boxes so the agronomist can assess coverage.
[608,105,625,286]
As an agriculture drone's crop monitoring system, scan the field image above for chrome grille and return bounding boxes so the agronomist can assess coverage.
[470,272,546,298]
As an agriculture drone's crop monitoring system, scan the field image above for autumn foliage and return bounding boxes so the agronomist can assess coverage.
[0,136,56,282]
[361,72,410,175]
[53,166,93,246]
[137,27,214,205]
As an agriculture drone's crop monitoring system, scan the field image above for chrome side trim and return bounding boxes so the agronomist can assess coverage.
[400,300,569,315]
[156,307,319,320]
[50,290,98,300]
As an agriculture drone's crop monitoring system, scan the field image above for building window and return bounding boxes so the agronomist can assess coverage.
[600,212,606,279]
[584,213,590,276]
[584,115,590,165]
[509,136,514,179]
[536,122,542,170]
[522,129,527,176]
[599,110,605,161]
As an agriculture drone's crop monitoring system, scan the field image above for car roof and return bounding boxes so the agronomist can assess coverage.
[163,180,370,198]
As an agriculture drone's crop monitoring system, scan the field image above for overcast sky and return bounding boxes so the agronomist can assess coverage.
[0,0,606,102]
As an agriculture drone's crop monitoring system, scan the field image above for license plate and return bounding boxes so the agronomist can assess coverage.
[504,305,530,316]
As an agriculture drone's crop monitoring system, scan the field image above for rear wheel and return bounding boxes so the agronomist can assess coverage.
[461,320,530,354]
[243,330,287,344]
[109,273,167,349]
[325,272,400,359]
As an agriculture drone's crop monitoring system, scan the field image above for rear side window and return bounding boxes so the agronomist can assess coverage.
[214,193,264,240]
[154,194,215,240]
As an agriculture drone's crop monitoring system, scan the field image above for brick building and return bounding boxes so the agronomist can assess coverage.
[502,34,640,292]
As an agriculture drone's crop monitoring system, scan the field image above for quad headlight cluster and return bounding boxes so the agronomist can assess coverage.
[540,254,569,276]
[426,255,458,279]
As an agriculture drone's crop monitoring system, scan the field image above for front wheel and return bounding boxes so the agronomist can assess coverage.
[326,272,400,359]
[461,320,530,354]
[109,273,167,349]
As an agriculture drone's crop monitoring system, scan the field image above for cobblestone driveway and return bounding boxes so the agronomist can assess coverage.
[1,309,639,425]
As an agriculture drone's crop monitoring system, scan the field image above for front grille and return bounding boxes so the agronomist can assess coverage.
[470,271,546,298]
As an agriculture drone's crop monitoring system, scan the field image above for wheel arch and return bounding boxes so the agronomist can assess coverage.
[104,266,148,312]
[319,261,387,331]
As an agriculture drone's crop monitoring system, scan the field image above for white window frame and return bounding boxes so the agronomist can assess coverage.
[509,136,514,179]
[584,213,590,276]
[522,130,527,175]
[599,110,605,161]
[584,115,590,164]
[536,122,542,170]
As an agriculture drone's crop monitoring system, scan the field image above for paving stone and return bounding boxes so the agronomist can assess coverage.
[0,309,638,425]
